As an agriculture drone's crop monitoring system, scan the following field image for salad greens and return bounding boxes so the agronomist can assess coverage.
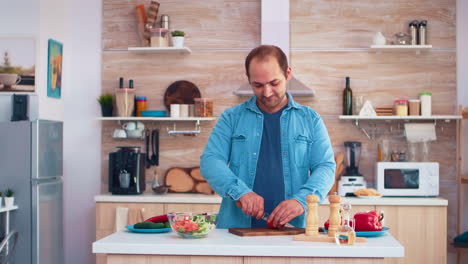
[170,213,217,237]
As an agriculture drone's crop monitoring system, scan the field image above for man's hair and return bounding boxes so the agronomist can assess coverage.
[245,45,289,81]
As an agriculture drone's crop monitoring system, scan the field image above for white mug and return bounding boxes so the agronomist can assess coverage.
[180,104,189,117]
[113,129,127,138]
[170,104,180,118]
[0,73,21,87]
[122,122,136,131]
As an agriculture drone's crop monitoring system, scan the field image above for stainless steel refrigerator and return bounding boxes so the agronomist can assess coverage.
[0,120,64,264]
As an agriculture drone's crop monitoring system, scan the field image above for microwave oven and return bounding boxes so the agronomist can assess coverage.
[375,162,439,197]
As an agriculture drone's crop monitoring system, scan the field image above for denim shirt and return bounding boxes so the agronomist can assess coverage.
[200,93,335,228]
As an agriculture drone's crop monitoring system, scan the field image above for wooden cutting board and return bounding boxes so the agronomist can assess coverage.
[228,227,305,237]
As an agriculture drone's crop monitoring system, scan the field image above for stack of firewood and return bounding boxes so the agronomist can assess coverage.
[164,167,215,195]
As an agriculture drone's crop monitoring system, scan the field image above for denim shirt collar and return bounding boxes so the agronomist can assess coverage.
[245,92,300,114]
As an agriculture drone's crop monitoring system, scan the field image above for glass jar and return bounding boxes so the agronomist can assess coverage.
[408,99,421,116]
[394,32,411,45]
[149,28,169,47]
[394,99,408,116]
[194,98,214,117]
[334,202,356,245]
[135,96,147,117]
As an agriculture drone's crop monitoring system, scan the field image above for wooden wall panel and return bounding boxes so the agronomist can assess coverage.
[101,0,457,256]
[102,0,260,50]
[290,0,456,49]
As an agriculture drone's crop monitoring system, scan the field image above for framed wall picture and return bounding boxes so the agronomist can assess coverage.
[0,37,36,92]
[47,39,63,98]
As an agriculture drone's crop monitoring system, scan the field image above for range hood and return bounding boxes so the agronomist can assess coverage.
[234,0,315,97]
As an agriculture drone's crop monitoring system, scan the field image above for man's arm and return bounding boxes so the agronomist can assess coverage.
[292,115,336,209]
[200,111,252,201]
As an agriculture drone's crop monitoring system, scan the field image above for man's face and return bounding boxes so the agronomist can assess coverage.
[249,56,291,113]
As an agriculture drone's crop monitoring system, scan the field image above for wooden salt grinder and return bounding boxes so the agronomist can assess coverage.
[328,194,341,237]
[305,195,319,236]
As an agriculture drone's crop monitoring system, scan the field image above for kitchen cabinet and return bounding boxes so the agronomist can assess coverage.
[376,205,447,264]
[95,202,165,264]
[456,107,468,264]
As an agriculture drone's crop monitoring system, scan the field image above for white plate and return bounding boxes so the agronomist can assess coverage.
[357,195,382,199]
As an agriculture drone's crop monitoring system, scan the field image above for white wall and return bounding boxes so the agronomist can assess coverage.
[62,0,102,263]
[2,0,102,263]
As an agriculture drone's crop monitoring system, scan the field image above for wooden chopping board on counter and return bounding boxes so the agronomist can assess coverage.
[228,227,304,237]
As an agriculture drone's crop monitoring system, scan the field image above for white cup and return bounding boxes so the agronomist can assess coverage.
[113,129,127,138]
[170,104,180,118]
[180,104,189,117]
[0,73,21,87]
[136,122,145,130]
[122,122,136,131]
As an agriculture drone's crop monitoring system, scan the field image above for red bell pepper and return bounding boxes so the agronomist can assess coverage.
[353,210,384,231]
[145,214,168,223]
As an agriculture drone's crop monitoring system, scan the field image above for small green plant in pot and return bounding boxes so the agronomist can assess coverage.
[4,188,14,208]
[97,94,113,117]
[171,30,185,48]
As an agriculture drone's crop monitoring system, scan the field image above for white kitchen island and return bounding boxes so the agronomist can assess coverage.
[93,229,404,264]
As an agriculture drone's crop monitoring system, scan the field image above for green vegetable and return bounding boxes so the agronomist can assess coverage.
[133,221,166,229]
[164,222,171,228]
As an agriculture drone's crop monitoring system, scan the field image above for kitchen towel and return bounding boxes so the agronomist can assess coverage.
[404,123,437,142]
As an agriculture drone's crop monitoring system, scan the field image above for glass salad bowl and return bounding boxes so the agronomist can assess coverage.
[167,212,218,239]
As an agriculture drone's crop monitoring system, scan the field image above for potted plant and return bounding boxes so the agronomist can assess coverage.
[97,93,114,117]
[4,188,14,208]
[171,30,185,48]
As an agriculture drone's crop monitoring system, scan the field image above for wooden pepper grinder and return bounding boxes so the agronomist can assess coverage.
[305,195,319,236]
[328,194,341,237]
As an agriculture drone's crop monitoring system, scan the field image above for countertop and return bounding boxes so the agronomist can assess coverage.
[92,229,404,258]
[95,193,448,206]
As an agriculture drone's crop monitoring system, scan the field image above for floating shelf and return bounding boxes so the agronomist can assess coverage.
[233,90,314,96]
[462,174,468,184]
[97,117,215,121]
[0,205,18,213]
[370,45,432,54]
[339,115,461,120]
[127,46,191,54]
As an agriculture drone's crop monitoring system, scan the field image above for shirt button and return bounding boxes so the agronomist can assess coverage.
[253,152,257,155]
[285,173,289,177]
[256,133,260,136]
[283,152,287,156]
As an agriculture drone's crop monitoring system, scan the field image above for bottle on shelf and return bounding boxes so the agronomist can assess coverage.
[343,76,353,115]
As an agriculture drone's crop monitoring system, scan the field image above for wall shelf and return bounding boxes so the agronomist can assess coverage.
[339,115,461,121]
[127,47,191,54]
[98,117,216,136]
[0,205,18,213]
[97,117,215,121]
[370,45,432,55]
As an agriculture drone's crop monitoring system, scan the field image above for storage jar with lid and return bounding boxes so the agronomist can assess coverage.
[420,92,432,116]
[408,99,421,116]
[149,28,169,47]
[194,98,214,117]
[135,96,147,117]
[394,99,408,116]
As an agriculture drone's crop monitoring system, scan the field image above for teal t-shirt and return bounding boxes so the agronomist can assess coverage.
[251,105,286,227]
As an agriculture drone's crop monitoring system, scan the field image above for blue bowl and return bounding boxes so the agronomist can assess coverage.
[141,110,167,117]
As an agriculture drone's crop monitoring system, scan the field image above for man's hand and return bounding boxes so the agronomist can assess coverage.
[268,199,304,228]
[238,192,264,220]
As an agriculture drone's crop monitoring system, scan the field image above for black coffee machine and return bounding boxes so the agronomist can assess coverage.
[109,146,146,195]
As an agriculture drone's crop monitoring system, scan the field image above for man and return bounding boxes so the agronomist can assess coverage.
[200,45,335,228]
